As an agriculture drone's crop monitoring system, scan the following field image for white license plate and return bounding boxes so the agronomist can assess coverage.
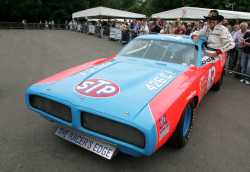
[55,127,117,159]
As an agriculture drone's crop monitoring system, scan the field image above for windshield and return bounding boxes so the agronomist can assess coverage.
[118,39,197,65]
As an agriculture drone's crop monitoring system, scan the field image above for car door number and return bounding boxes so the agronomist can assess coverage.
[207,66,216,90]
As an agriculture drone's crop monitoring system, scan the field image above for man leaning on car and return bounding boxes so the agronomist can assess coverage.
[192,10,235,63]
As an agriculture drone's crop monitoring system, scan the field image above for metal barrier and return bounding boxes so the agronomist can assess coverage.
[0,22,66,30]
[0,22,24,29]
[224,68,250,78]
[224,48,250,79]
[95,26,102,38]
[225,59,250,79]
[82,24,88,33]
[94,26,109,38]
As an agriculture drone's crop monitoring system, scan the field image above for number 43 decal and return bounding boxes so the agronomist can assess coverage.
[207,66,216,90]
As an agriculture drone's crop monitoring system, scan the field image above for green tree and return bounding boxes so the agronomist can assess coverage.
[0,0,250,22]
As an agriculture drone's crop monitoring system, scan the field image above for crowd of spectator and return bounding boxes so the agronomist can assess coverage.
[67,18,206,36]
[2,16,249,83]
[65,18,250,84]
[228,22,250,84]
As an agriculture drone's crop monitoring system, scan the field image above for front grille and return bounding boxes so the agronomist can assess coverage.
[29,95,72,122]
[81,112,145,148]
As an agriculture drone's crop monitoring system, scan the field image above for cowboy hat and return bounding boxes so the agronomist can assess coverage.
[204,10,224,21]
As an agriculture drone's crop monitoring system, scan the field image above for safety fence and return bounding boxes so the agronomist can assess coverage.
[224,49,250,79]
[0,22,66,30]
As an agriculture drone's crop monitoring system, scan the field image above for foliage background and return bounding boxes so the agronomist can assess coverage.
[0,0,249,22]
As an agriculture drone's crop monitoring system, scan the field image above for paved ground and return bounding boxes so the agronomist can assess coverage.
[0,30,249,172]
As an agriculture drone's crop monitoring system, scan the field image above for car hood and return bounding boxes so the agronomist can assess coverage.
[31,57,187,120]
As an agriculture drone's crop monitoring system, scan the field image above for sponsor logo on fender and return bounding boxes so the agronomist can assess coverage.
[75,79,120,98]
[145,71,175,91]
[159,115,169,140]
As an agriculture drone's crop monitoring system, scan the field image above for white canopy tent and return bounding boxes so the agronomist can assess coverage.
[152,7,250,20]
[72,6,146,19]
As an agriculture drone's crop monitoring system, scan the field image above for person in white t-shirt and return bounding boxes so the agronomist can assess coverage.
[192,10,235,64]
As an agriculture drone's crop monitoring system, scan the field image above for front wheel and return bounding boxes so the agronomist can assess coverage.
[171,103,194,148]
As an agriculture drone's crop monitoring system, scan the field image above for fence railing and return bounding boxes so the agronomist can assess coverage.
[0,22,66,30]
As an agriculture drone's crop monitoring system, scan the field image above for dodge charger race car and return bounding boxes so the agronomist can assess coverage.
[25,34,226,159]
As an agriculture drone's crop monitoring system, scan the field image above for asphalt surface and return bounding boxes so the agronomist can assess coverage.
[0,30,249,172]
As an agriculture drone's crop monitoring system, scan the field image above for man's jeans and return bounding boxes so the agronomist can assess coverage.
[228,48,238,70]
[240,51,250,80]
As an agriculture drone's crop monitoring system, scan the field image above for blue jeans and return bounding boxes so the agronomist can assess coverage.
[240,51,250,80]
[228,48,238,70]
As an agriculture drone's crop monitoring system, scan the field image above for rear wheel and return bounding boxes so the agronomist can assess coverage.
[171,103,194,148]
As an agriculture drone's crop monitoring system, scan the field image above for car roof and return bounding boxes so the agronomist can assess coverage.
[136,34,195,45]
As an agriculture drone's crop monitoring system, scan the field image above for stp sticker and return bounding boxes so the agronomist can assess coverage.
[75,79,120,98]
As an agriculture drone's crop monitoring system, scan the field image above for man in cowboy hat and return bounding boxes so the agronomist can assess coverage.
[192,10,235,59]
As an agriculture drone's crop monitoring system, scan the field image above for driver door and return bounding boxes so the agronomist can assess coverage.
[198,49,217,98]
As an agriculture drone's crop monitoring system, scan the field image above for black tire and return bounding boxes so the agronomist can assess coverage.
[212,70,224,91]
[170,103,194,148]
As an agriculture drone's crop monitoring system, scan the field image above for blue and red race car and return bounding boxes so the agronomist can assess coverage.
[25,34,226,159]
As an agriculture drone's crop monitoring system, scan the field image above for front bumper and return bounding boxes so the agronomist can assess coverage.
[25,88,157,157]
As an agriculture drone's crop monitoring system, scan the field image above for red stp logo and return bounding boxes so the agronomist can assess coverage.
[75,79,120,98]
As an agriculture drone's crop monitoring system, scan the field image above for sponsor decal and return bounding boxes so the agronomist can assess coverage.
[146,71,175,91]
[75,79,120,98]
[202,56,220,65]
[159,115,170,140]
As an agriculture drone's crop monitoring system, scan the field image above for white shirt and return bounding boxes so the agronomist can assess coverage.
[196,24,235,52]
